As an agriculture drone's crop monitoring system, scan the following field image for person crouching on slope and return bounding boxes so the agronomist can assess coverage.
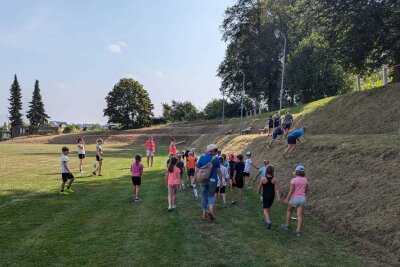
[283,127,306,158]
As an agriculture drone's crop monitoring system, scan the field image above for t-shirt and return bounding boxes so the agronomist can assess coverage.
[258,166,266,178]
[291,176,308,197]
[77,144,85,155]
[244,158,252,173]
[228,160,236,178]
[131,162,143,177]
[61,154,69,173]
[233,161,245,180]
[176,161,184,173]
[169,144,177,155]
[274,115,280,123]
[217,165,229,187]
[96,144,103,155]
[284,114,293,124]
[289,129,304,139]
[268,119,273,128]
[196,153,221,181]
[167,166,181,185]
[274,126,283,135]
[186,156,197,169]
[146,140,155,151]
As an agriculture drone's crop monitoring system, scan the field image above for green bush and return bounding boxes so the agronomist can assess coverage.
[63,125,77,134]
[91,124,103,131]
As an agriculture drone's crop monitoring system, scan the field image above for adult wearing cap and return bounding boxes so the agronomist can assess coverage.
[145,136,155,167]
[281,165,309,237]
[195,144,222,222]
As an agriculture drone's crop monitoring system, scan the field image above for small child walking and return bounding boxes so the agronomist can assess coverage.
[176,154,185,190]
[281,165,309,237]
[228,154,236,188]
[131,154,144,202]
[77,137,85,173]
[244,152,258,189]
[258,166,280,228]
[232,154,245,206]
[215,156,229,206]
[165,156,180,211]
[93,138,104,176]
[60,146,75,195]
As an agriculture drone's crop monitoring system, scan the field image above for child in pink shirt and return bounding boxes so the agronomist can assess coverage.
[131,155,144,202]
[165,156,180,211]
[281,165,309,237]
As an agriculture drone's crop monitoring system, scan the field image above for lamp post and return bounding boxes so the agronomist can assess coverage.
[222,89,225,127]
[239,70,245,134]
[274,29,286,124]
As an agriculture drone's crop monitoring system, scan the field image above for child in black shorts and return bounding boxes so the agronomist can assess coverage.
[60,146,75,195]
[131,154,144,202]
[232,154,245,206]
[258,166,280,228]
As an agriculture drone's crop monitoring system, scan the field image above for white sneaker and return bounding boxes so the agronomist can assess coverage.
[172,205,176,209]
[80,170,84,174]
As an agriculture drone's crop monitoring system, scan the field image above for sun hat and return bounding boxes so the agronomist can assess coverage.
[245,151,252,156]
[206,144,218,152]
[228,154,235,160]
[295,165,305,171]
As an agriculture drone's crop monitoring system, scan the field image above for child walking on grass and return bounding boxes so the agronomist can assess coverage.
[258,166,280,228]
[281,165,309,237]
[131,154,144,202]
[215,157,229,206]
[77,137,85,173]
[232,154,245,206]
[93,138,104,176]
[60,147,75,195]
[166,156,180,212]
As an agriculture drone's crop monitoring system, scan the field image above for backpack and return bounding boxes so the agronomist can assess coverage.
[196,155,216,183]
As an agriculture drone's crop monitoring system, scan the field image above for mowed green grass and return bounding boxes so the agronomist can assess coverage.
[0,144,370,267]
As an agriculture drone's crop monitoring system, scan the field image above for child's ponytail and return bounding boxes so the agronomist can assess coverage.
[168,157,178,173]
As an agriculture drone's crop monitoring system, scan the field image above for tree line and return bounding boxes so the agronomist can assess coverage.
[218,0,400,111]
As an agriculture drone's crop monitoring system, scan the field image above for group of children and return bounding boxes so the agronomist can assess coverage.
[59,137,104,195]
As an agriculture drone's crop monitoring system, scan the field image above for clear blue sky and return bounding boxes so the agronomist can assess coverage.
[0,0,233,124]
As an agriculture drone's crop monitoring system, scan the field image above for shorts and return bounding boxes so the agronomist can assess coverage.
[132,176,141,186]
[233,178,244,189]
[243,172,250,177]
[287,136,297,144]
[78,154,85,159]
[272,132,279,140]
[268,125,273,129]
[289,196,306,207]
[216,186,226,194]
[187,168,195,176]
[284,123,292,130]
[96,155,103,161]
[274,121,280,128]
[146,150,155,157]
[62,173,74,182]
[180,173,183,180]
[263,197,274,209]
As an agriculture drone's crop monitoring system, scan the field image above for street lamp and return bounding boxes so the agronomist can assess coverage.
[274,29,286,124]
[239,70,245,134]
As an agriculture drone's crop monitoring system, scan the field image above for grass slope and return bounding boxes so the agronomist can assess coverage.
[0,144,373,266]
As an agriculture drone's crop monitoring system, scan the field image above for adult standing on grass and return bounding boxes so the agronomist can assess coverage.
[145,136,155,167]
[77,137,85,173]
[283,127,306,158]
[281,165,309,237]
[60,146,75,195]
[195,144,222,222]
[93,138,104,176]
[283,109,293,136]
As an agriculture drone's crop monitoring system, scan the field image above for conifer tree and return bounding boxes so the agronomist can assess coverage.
[8,75,23,126]
[27,80,50,126]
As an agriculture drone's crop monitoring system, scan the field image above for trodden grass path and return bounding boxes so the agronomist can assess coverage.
[0,144,373,266]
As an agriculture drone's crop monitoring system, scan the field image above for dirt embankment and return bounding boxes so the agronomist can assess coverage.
[191,133,400,266]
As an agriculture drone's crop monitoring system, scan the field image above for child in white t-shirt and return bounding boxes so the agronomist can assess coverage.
[60,146,75,195]
[215,157,229,206]
[244,151,258,189]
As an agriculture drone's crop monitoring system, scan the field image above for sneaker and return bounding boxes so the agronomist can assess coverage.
[60,191,69,195]
[267,221,272,229]
[167,207,172,212]
[134,197,140,202]
[231,200,237,205]
[172,205,176,209]
[80,170,84,174]
[92,172,96,176]
[281,224,290,231]
[65,188,74,193]
[294,231,302,237]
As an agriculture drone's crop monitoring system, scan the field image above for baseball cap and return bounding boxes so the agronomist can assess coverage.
[295,165,305,171]
[228,154,235,160]
[245,151,252,156]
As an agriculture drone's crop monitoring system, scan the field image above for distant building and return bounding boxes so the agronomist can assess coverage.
[103,123,120,130]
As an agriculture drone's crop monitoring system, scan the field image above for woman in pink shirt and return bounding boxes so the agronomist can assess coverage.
[165,156,180,212]
[131,154,144,202]
[281,165,309,237]
[145,136,155,167]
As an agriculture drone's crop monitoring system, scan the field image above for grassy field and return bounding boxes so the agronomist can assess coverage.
[0,143,373,266]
